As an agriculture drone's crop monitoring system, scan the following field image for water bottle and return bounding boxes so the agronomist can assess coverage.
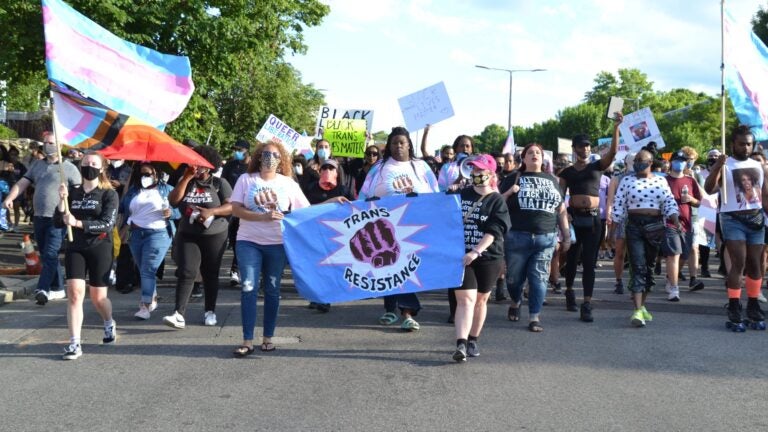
[681,185,689,201]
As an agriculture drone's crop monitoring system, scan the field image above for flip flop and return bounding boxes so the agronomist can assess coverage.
[508,306,520,322]
[379,312,399,325]
[528,321,544,333]
[401,317,420,331]
[233,345,255,358]
[260,342,276,352]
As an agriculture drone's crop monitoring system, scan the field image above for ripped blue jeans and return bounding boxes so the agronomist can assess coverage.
[236,240,287,340]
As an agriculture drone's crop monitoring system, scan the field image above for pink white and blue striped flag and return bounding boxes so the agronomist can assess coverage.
[724,7,768,140]
[42,0,194,127]
[501,129,515,155]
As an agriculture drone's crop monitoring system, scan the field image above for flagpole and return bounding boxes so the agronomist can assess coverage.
[721,0,728,203]
[205,126,214,146]
[49,94,74,242]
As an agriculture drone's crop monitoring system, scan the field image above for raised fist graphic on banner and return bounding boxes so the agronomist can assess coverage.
[350,218,401,268]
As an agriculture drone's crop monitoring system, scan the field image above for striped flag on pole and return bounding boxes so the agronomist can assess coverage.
[723,7,768,140]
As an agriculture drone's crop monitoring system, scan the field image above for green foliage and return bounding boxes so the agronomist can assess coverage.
[495,68,739,159]
[372,130,389,143]
[0,0,329,150]
[0,124,19,139]
[752,5,768,46]
[472,124,507,154]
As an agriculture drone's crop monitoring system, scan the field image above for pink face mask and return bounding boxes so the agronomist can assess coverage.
[319,168,338,191]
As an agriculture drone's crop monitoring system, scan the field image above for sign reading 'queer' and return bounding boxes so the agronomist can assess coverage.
[255,114,301,151]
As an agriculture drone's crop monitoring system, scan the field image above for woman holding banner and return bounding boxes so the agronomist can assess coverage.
[359,127,439,331]
[450,154,510,362]
[231,140,310,357]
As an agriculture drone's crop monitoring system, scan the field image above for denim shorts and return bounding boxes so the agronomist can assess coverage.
[720,212,765,245]
[662,227,694,260]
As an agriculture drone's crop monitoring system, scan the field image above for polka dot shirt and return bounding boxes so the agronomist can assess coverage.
[612,174,679,223]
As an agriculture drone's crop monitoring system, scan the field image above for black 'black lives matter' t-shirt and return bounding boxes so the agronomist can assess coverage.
[502,172,563,234]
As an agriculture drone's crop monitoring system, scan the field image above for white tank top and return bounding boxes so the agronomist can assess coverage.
[720,157,764,213]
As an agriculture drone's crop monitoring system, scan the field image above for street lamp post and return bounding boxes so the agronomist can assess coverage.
[475,65,546,141]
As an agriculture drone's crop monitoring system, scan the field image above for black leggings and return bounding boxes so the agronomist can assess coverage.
[174,230,228,315]
[565,214,600,297]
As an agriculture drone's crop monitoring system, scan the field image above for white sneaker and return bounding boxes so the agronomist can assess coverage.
[134,304,151,320]
[230,270,240,285]
[47,290,66,300]
[162,311,186,329]
[759,292,767,303]
[103,321,117,344]
[62,343,82,360]
[204,311,217,326]
[667,287,680,302]
[148,300,158,312]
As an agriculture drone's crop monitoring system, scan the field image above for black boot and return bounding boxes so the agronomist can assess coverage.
[747,298,765,322]
[564,289,577,312]
[580,302,594,322]
[727,299,743,324]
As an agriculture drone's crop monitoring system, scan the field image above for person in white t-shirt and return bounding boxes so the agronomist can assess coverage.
[359,127,439,331]
[230,141,310,357]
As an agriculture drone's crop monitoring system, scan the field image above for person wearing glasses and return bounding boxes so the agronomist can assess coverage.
[359,127,439,331]
[350,145,380,196]
[163,146,232,330]
[612,149,679,327]
[119,162,178,320]
[2,132,81,305]
[230,141,310,357]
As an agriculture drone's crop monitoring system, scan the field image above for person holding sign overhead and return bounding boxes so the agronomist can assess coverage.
[359,127,439,331]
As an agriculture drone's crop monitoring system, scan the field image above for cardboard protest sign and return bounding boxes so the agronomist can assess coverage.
[323,119,367,158]
[619,108,665,153]
[397,81,455,131]
[255,114,301,151]
[597,136,628,161]
[557,137,572,155]
[316,107,374,138]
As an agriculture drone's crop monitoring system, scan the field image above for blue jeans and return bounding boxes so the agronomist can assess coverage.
[383,294,421,316]
[720,212,765,244]
[236,240,287,340]
[505,230,557,315]
[33,216,64,293]
[129,227,172,304]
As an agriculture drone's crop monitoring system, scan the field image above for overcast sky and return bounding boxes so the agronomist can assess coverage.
[288,0,766,152]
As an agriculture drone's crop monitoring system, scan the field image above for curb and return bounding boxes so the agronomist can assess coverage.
[0,276,39,304]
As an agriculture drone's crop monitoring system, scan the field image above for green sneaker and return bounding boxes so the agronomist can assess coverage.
[641,306,653,322]
[630,309,646,327]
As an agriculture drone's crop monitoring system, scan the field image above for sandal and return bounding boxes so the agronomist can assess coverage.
[379,312,399,325]
[260,342,276,352]
[401,317,420,331]
[233,345,255,358]
[528,321,543,332]
[507,306,520,322]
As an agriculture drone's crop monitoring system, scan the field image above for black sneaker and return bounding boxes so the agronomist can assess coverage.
[191,282,203,299]
[654,261,662,275]
[613,280,624,294]
[580,302,594,322]
[552,282,562,294]
[62,343,82,361]
[564,289,577,312]
[316,303,331,313]
[34,290,48,306]
[689,278,705,292]
[467,340,480,357]
[452,343,467,362]
[700,269,712,278]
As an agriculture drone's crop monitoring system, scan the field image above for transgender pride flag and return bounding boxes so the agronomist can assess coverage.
[42,0,194,127]
[724,8,768,140]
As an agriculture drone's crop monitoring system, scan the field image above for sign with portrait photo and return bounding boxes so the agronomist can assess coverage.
[618,108,666,153]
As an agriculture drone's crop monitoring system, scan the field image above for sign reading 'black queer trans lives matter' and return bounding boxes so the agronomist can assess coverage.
[282,193,465,304]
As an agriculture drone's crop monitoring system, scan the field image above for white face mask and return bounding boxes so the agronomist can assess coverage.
[111,159,124,168]
[294,164,303,176]
[140,176,155,189]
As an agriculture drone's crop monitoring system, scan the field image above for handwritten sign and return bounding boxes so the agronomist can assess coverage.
[619,108,666,153]
[316,107,374,138]
[255,114,301,151]
[323,119,367,158]
[397,81,454,131]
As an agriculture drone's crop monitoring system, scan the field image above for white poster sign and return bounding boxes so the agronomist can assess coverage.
[619,108,666,153]
[397,81,455,131]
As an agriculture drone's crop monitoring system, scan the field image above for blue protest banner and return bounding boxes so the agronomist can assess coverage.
[282,193,465,304]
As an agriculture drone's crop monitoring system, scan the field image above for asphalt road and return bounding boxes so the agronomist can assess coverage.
[1,223,768,431]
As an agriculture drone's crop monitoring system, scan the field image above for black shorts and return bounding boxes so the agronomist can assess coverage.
[65,241,113,287]
[457,258,503,293]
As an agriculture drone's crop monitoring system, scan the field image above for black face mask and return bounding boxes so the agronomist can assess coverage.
[707,159,717,167]
[81,166,100,181]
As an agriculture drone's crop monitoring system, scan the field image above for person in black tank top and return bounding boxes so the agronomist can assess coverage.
[557,113,622,322]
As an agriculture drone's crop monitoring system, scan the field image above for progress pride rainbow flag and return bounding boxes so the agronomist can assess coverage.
[42,0,194,127]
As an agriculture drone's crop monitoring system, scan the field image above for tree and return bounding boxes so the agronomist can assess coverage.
[472,124,507,154]
[0,0,329,150]
[752,5,768,46]
[583,68,654,108]
[372,130,389,143]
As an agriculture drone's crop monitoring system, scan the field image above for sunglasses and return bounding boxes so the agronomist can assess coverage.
[262,151,280,158]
